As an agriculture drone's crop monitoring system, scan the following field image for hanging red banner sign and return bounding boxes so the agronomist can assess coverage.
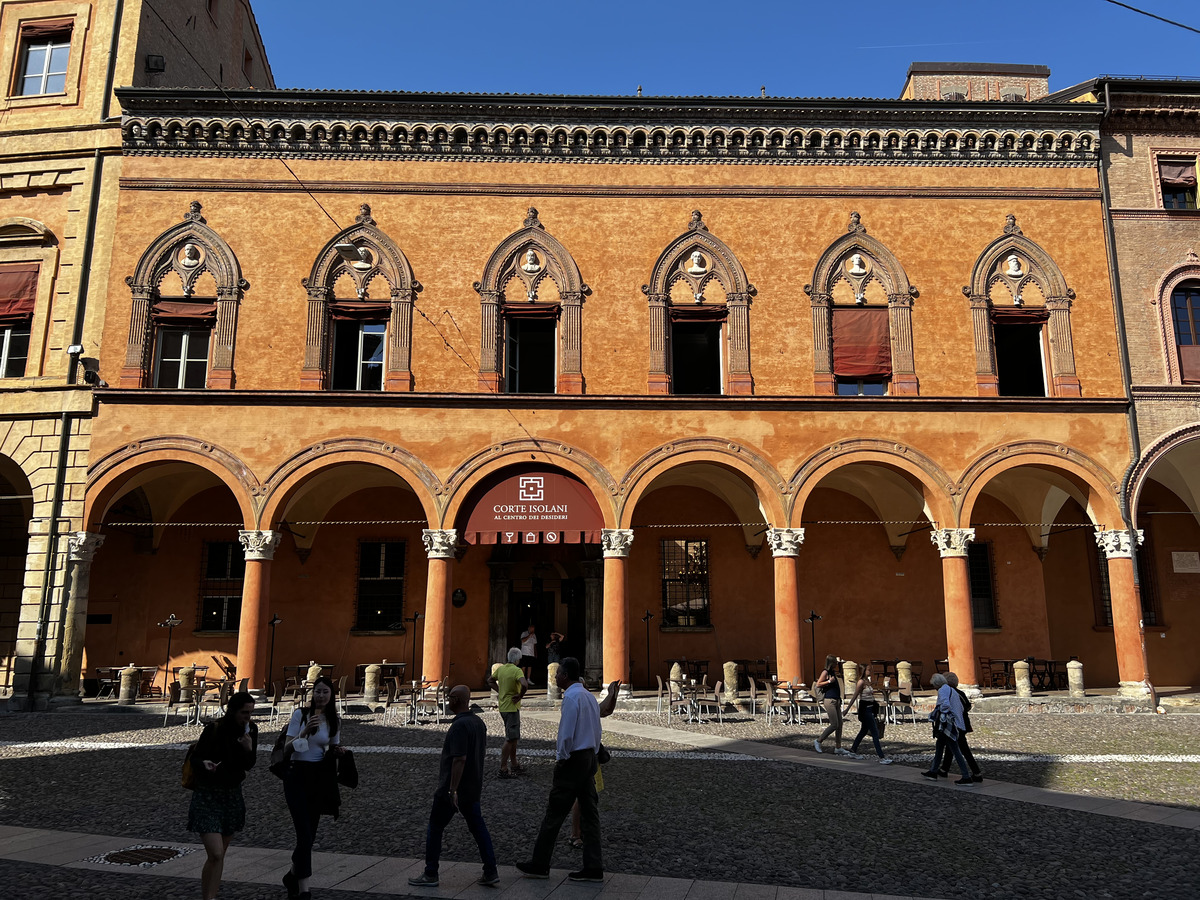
[463,472,604,545]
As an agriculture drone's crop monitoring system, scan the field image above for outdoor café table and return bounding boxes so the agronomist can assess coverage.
[870,659,899,680]
[990,659,1017,689]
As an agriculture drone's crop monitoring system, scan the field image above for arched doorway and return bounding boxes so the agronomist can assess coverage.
[0,454,32,692]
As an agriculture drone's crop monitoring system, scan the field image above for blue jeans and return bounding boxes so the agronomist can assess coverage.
[424,794,497,877]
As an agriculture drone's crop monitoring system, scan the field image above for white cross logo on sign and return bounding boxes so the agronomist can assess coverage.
[518,476,544,501]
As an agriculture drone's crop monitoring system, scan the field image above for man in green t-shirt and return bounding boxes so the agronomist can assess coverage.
[487,647,530,778]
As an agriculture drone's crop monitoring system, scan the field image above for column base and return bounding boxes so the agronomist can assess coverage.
[1117,680,1151,699]
[47,693,83,708]
[961,684,982,699]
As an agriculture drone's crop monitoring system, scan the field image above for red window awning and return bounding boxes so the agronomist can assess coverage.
[991,307,1049,325]
[669,304,727,323]
[463,471,604,545]
[1160,160,1197,187]
[0,263,39,326]
[152,299,217,325]
[832,307,891,377]
[329,300,390,321]
[20,17,74,38]
[502,302,559,319]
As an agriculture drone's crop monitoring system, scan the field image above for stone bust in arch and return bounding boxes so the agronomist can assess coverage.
[120,201,248,389]
[473,208,589,393]
[804,211,919,395]
[641,209,756,395]
[300,204,420,391]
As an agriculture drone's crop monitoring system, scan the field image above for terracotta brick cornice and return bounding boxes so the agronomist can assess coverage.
[115,87,1101,167]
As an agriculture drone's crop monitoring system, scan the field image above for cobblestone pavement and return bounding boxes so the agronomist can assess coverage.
[1,709,1198,899]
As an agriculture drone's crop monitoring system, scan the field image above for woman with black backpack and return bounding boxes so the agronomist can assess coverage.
[187,690,258,900]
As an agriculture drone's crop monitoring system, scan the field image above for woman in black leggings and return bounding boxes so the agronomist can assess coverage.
[842,662,892,764]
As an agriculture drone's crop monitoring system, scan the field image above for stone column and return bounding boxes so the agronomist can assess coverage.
[931,528,981,695]
[1067,659,1085,699]
[1096,529,1150,697]
[581,559,603,685]
[768,527,804,684]
[56,532,104,700]
[888,293,919,395]
[558,291,584,394]
[478,291,502,392]
[722,660,739,702]
[1047,295,1081,397]
[646,294,670,393]
[1013,659,1032,697]
[809,292,835,394]
[421,529,457,682]
[363,663,382,704]
[120,287,152,387]
[726,292,753,395]
[601,529,633,684]
[236,530,281,693]
[968,293,999,396]
[300,285,329,390]
[208,291,240,389]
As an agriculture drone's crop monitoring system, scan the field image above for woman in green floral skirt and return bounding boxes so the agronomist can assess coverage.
[188,690,258,900]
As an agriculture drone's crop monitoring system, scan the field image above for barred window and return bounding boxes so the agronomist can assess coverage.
[967,542,998,628]
[355,540,406,631]
[1090,540,1113,627]
[1137,524,1161,628]
[199,541,244,631]
[660,538,710,627]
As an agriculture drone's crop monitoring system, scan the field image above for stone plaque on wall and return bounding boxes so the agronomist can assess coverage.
[1171,551,1200,573]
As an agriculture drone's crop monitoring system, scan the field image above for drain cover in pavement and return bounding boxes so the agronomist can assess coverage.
[89,844,194,867]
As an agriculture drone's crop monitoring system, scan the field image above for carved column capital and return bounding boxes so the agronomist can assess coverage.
[422,529,459,559]
[67,532,105,564]
[808,290,831,308]
[931,528,975,557]
[767,527,805,557]
[1095,528,1143,559]
[239,530,282,561]
[601,528,634,558]
[1046,295,1073,311]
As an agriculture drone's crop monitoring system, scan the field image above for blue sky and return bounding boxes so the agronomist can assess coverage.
[252,0,1199,98]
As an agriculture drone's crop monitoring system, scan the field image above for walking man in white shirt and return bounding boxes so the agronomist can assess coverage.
[516,657,603,883]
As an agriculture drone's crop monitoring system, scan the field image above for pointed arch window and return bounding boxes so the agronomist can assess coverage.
[474,208,587,394]
[805,212,918,396]
[302,204,419,391]
[122,202,247,389]
[964,215,1079,397]
[642,210,755,395]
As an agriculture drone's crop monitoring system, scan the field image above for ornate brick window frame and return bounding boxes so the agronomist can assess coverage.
[1149,147,1200,210]
[963,214,1078,397]
[805,211,918,395]
[301,204,420,391]
[0,217,57,382]
[1153,250,1200,384]
[121,202,247,389]
[474,208,588,393]
[642,210,755,395]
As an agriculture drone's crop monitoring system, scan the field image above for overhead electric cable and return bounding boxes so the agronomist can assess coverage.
[1100,0,1200,35]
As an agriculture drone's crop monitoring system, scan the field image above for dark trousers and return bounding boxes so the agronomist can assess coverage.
[423,794,497,877]
[932,732,971,779]
[850,710,884,758]
[283,762,324,879]
[532,749,601,872]
[939,734,980,775]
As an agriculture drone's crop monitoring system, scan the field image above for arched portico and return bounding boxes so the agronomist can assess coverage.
[619,448,786,687]
[0,455,33,694]
[790,445,951,687]
[957,446,1144,695]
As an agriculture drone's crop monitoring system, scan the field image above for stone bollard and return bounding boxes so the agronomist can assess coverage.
[118,666,139,705]
[490,664,501,704]
[896,661,913,690]
[1014,660,1032,698]
[178,666,195,704]
[1067,660,1085,699]
[547,662,561,700]
[843,660,859,690]
[669,662,684,686]
[306,661,323,685]
[722,661,739,703]
[364,664,381,704]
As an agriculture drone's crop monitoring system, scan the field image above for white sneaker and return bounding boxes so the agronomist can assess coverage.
[878,758,893,765]
[851,753,866,759]
[834,747,851,756]
[813,740,823,753]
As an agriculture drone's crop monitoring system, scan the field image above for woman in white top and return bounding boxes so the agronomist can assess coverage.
[281,675,342,900]
[842,663,891,763]
[519,625,538,681]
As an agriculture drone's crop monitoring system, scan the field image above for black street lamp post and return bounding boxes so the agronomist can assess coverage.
[407,612,424,682]
[640,609,655,689]
[267,614,282,690]
[157,613,182,696]
[804,610,822,685]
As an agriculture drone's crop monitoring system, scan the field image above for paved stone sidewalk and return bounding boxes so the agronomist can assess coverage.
[0,823,935,900]
[525,711,1200,832]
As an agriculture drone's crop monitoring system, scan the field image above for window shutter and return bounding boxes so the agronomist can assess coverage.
[151,300,217,324]
[20,17,74,38]
[832,307,891,377]
[0,263,39,325]
[328,300,389,321]
[1180,345,1200,384]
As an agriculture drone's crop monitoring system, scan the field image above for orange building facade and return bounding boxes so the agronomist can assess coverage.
[63,76,1181,703]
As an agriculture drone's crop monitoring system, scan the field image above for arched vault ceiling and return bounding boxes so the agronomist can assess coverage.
[1146,442,1200,528]
[814,465,933,549]
[978,470,1087,552]
[638,463,768,548]
[280,463,416,551]
[103,464,229,550]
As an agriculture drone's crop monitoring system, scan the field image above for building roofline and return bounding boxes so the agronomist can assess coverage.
[905,62,1051,77]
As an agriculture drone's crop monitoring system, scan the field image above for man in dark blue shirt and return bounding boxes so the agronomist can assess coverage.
[408,685,499,887]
